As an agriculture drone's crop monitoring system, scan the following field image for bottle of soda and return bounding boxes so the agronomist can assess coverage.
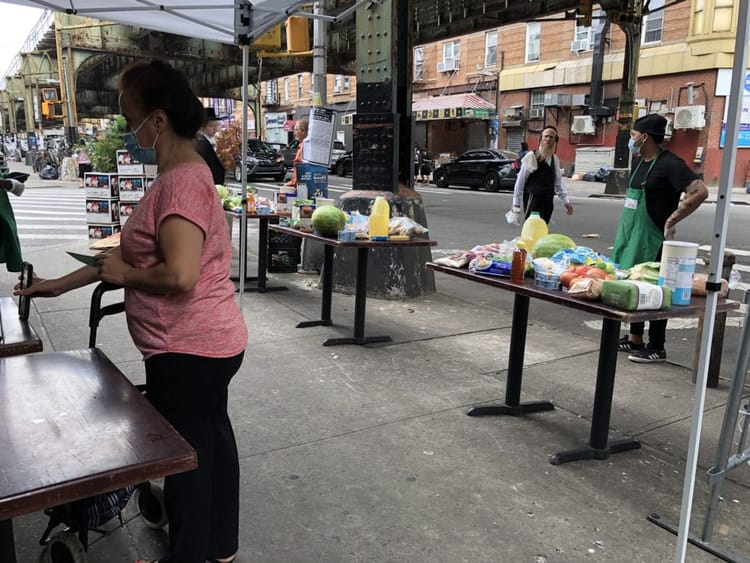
[511,247,527,284]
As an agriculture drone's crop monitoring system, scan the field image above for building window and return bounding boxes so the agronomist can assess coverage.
[572,13,597,52]
[526,22,540,63]
[297,75,304,99]
[485,30,497,67]
[284,78,290,102]
[643,0,664,44]
[334,75,343,94]
[648,99,667,114]
[440,40,460,72]
[343,76,350,92]
[414,47,424,80]
[529,90,545,119]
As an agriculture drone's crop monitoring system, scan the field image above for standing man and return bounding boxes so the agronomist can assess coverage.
[613,113,708,363]
[510,126,574,223]
[285,118,309,188]
[195,107,226,185]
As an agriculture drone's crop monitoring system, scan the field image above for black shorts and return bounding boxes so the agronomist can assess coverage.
[78,163,93,178]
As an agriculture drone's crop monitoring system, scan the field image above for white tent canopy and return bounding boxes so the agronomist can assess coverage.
[1,0,308,45]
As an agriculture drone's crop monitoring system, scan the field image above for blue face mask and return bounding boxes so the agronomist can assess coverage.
[628,137,640,156]
[123,113,159,165]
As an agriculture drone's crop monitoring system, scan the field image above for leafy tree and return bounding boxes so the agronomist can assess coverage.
[89,116,126,172]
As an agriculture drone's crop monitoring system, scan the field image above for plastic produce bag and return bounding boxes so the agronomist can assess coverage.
[505,210,521,226]
[389,216,428,237]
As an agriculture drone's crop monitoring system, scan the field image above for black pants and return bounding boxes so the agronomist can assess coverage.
[523,191,554,224]
[628,320,667,350]
[146,351,245,563]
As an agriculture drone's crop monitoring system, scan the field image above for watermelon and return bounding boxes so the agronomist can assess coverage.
[311,206,347,237]
[532,233,576,259]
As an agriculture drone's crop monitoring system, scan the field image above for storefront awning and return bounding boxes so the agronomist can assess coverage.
[412,93,497,121]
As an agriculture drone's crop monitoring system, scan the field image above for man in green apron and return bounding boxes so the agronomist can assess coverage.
[611,114,708,363]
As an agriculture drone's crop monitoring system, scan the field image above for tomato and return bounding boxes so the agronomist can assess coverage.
[584,268,608,280]
[560,270,579,288]
[572,265,590,276]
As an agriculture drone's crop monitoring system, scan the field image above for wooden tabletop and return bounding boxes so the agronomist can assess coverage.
[270,224,437,248]
[0,297,42,358]
[427,263,740,323]
[0,348,196,520]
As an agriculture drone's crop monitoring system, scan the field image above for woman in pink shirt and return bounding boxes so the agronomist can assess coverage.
[16,60,247,563]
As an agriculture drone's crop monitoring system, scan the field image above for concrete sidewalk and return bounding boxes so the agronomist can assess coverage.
[3,210,750,562]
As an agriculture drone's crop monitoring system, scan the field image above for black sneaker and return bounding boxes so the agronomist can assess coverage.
[618,335,643,352]
[628,347,667,363]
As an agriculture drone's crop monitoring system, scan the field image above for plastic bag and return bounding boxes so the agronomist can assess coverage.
[505,210,521,226]
[388,216,428,237]
[729,266,742,290]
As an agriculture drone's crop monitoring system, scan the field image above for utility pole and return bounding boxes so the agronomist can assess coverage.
[312,1,327,107]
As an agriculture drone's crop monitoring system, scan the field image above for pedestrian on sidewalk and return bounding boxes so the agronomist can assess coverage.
[612,113,708,363]
[510,126,573,224]
[285,118,309,188]
[194,107,226,186]
[16,59,247,563]
[74,139,92,188]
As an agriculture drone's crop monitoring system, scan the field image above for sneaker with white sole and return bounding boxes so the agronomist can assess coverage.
[628,347,666,363]
[618,335,643,352]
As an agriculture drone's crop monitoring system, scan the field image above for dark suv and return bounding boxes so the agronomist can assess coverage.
[234,139,286,182]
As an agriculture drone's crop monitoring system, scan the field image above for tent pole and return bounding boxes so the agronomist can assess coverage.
[239,43,249,296]
[673,1,750,561]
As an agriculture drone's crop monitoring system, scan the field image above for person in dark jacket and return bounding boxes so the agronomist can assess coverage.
[510,126,573,223]
[194,107,226,185]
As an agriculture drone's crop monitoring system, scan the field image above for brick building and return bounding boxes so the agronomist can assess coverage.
[415,0,747,185]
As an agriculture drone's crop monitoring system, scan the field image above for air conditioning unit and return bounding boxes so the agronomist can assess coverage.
[571,39,587,52]
[528,108,544,119]
[571,115,596,135]
[664,118,674,139]
[437,59,460,72]
[544,93,571,107]
[673,105,705,129]
[503,107,523,119]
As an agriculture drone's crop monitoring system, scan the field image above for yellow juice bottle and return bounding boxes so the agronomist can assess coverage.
[518,211,548,250]
[368,194,390,240]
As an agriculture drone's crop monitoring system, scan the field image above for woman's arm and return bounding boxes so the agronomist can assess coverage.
[15,265,100,298]
[97,215,205,294]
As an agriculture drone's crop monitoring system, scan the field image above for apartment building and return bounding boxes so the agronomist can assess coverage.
[420,0,749,184]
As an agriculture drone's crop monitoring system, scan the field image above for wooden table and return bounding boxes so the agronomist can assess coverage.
[427,263,740,465]
[0,297,42,358]
[227,211,287,293]
[0,348,197,562]
[270,225,437,346]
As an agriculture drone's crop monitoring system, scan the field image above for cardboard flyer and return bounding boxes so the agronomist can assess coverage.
[302,107,336,167]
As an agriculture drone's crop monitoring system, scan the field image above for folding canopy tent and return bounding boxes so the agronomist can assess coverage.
[2,0,309,293]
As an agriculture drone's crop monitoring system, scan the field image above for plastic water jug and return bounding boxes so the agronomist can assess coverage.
[518,211,548,251]
[369,194,390,240]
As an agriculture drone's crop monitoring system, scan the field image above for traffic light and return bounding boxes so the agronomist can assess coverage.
[285,16,310,53]
[577,0,593,27]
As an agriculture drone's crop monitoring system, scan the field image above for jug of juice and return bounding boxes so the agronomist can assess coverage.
[517,211,548,251]
[369,194,390,240]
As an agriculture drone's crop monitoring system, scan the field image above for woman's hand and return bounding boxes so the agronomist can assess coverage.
[14,274,62,298]
[95,246,131,286]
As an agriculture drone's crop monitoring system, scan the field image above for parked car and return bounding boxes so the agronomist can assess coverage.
[333,151,353,177]
[329,141,347,171]
[234,139,286,182]
[279,139,299,168]
[432,148,519,192]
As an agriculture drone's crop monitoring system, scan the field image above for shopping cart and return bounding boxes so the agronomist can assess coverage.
[38,282,168,563]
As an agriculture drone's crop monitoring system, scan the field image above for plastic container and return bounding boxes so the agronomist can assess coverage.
[658,241,699,305]
[511,248,527,283]
[368,194,390,240]
[517,212,548,252]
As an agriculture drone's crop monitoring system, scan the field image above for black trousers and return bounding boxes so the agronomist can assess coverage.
[145,351,245,563]
[523,191,554,224]
[628,320,667,349]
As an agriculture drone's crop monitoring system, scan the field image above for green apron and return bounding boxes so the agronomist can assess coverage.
[611,154,664,270]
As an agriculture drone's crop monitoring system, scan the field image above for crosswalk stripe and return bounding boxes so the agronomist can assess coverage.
[699,245,750,258]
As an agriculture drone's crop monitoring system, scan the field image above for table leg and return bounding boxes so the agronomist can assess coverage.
[467,294,554,416]
[323,247,392,346]
[297,245,334,328]
[0,519,17,563]
[234,218,287,293]
[549,317,640,465]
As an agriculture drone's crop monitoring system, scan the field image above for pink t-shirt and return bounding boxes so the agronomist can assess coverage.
[120,162,247,359]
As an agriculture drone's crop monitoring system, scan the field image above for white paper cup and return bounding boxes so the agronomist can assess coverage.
[658,241,699,305]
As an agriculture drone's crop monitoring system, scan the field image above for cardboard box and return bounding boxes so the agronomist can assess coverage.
[116,150,144,174]
[88,223,121,240]
[86,198,120,224]
[274,192,296,216]
[144,164,158,177]
[84,173,119,199]
[118,201,138,225]
[294,200,315,233]
[117,175,146,202]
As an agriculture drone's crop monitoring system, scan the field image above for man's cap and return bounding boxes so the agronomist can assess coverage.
[633,113,667,137]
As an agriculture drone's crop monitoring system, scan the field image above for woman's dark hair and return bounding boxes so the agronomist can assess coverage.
[119,59,204,139]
